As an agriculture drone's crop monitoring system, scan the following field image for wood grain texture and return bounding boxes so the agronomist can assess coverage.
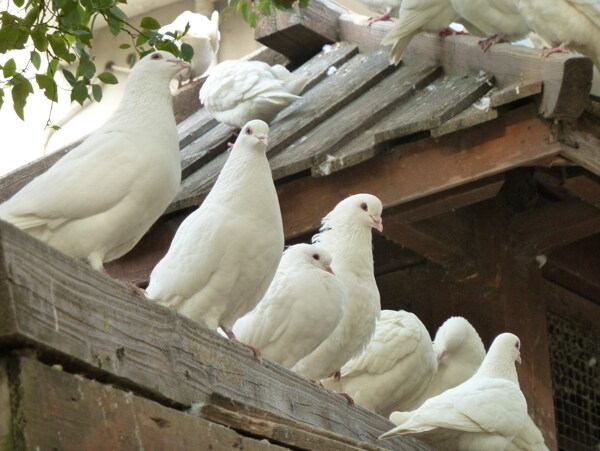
[9,356,289,451]
[279,105,561,239]
[0,221,423,450]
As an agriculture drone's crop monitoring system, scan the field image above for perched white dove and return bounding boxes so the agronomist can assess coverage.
[199,60,310,128]
[146,120,284,357]
[159,10,220,82]
[414,316,486,405]
[380,332,528,451]
[513,0,600,69]
[0,51,188,273]
[358,0,403,24]
[381,0,459,64]
[322,309,437,417]
[232,243,346,368]
[291,194,383,386]
[450,0,530,51]
[507,416,549,451]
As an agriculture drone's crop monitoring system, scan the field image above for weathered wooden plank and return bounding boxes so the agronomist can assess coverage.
[564,171,600,208]
[199,397,395,451]
[431,104,498,138]
[373,73,494,142]
[560,128,600,177]
[399,34,592,119]
[279,104,561,239]
[488,80,543,108]
[0,221,418,450]
[269,65,441,180]
[255,0,346,60]
[10,356,288,451]
[385,174,504,223]
[338,13,390,53]
[511,198,600,253]
[169,49,398,213]
[0,360,10,449]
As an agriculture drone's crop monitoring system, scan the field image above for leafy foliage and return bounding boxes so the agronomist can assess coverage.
[227,0,309,28]
[0,0,194,121]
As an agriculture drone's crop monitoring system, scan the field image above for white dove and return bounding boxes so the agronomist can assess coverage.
[0,51,188,274]
[381,333,528,451]
[232,243,346,368]
[414,316,486,405]
[507,415,549,451]
[513,0,600,69]
[146,120,284,357]
[450,0,530,51]
[159,10,220,82]
[322,309,437,417]
[199,60,310,128]
[291,194,383,386]
[381,0,459,65]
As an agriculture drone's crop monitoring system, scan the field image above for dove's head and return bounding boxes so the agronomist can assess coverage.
[284,243,334,274]
[491,332,522,365]
[133,51,191,80]
[236,120,270,149]
[433,316,484,363]
[321,193,383,233]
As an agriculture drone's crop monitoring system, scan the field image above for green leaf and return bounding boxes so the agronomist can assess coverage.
[257,0,272,16]
[13,0,25,7]
[10,75,34,120]
[0,23,30,52]
[62,69,76,86]
[135,33,149,47]
[71,80,89,105]
[77,57,96,79]
[92,0,113,10]
[2,58,16,78]
[48,34,72,61]
[92,83,102,102]
[97,71,118,84]
[108,5,127,21]
[140,16,161,30]
[24,5,40,26]
[47,58,59,77]
[180,42,194,62]
[35,74,58,102]
[119,43,131,49]
[298,0,309,7]
[30,51,42,70]
[0,89,4,110]
[30,24,49,51]
[156,40,178,55]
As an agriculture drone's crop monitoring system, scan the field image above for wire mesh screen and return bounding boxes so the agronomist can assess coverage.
[547,309,600,451]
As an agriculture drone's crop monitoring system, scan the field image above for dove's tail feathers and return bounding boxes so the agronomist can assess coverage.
[381,28,419,65]
[262,92,302,107]
[286,73,310,96]
[389,410,411,425]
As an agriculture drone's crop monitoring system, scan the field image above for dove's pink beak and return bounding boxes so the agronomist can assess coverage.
[168,59,191,71]
[324,264,335,275]
[517,353,522,364]
[371,215,383,232]
[257,134,269,146]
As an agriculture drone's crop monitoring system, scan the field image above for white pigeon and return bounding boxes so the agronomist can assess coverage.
[450,0,530,51]
[0,51,188,272]
[358,0,403,24]
[381,0,459,65]
[146,120,284,357]
[413,316,486,406]
[507,415,549,451]
[159,10,220,82]
[291,194,383,383]
[513,0,600,70]
[199,60,310,128]
[380,333,528,451]
[322,309,437,417]
[232,243,346,368]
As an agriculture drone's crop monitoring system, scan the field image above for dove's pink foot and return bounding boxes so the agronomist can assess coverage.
[338,392,355,406]
[330,369,342,383]
[221,327,262,360]
[308,378,324,386]
[439,27,469,38]
[478,33,508,52]
[541,42,570,58]
[100,266,147,296]
[367,9,392,26]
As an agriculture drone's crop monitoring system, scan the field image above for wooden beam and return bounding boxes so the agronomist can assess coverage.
[544,234,600,305]
[278,104,561,239]
[564,171,600,208]
[254,0,346,60]
[7,356,289,450]
[338,15,591,119]
[0,221,424,451]
[511,198,600,254]
[560,122,600,177]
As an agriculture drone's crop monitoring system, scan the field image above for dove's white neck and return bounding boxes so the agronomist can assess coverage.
[314,223,375,277]
[476,352,519,383]
[112,72,175,123]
